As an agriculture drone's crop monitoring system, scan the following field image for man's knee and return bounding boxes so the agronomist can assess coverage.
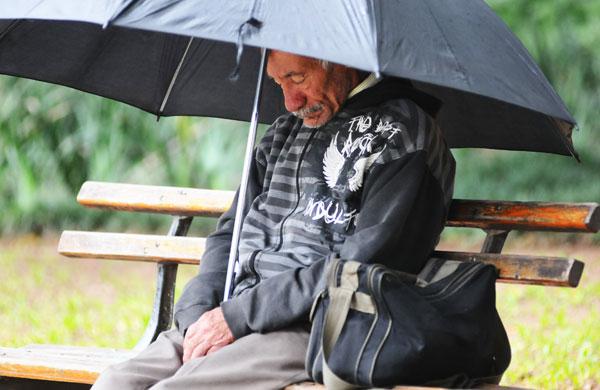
[92,364,133,390]
[92,329,184,389]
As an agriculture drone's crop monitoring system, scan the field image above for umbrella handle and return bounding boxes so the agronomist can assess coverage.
[223,47,268,301]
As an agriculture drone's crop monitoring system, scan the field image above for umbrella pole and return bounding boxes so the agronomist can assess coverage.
[223,47,268,301]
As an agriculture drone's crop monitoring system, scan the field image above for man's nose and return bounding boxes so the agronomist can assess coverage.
[282,87,306,113]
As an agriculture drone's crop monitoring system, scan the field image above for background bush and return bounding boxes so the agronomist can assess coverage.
[454,0,600,203]
[0,0,598,234]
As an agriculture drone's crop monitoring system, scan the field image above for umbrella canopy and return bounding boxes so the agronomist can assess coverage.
[0,0,578,157]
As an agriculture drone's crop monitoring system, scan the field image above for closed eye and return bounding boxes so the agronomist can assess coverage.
[270,72,306,85]
[289,73,305,84]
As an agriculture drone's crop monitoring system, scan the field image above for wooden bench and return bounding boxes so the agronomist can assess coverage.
[0,180,597,388]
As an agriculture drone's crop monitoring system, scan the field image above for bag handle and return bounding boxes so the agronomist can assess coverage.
[321,260,363,390]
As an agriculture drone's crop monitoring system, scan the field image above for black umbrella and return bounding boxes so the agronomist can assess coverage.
[0,0,579,298]
[1,0,578,156]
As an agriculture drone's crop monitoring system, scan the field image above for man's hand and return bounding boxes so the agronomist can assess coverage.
[182,307,234,363]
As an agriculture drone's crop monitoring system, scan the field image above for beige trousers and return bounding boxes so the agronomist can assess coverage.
[92,327,310,390]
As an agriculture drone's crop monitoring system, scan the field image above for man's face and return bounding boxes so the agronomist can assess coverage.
[267,51,357,128]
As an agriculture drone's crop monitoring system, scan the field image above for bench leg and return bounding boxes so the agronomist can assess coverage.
[134,263,179,350]
[135,217,193,350]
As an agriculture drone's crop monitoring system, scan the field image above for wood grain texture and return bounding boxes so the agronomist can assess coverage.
[58,231,205,265]
[0,343,524,388]
[0,345,134,384]
[76,182,599,233]
[447,199,599,232]
[433,251,584,287]
[77,181,234,217]
[58,232,582,287]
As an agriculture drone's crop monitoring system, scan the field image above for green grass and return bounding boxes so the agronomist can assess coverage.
[0,236,153,347]
[0,236,197,348]
[497,278,600,388]
[1,236,598,388]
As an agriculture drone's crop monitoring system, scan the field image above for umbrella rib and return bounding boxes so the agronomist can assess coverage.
[422,0,469,87]
[366,0,381,77]
[548,116,580,161]
[0,0,42,43]
[0,20,22,43]
[158,36,194,115]
[103,0,137,28]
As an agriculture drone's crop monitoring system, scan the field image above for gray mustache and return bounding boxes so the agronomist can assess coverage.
[292,103,323,118]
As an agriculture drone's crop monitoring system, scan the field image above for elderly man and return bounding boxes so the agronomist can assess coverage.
[93,50,455,389]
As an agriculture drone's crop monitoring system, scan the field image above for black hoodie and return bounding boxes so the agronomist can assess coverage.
[175,78,455,338]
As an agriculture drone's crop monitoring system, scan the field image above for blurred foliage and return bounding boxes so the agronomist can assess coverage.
[0,0,599,234]
[454,0,600,202]
[0,77,251,233]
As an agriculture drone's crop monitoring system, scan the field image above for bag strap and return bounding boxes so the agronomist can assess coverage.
[321,260,363,390]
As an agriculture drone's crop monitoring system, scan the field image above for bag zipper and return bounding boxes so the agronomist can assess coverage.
[426,262,485,301]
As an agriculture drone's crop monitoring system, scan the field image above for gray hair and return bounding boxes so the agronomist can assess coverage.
[319,60,331,70]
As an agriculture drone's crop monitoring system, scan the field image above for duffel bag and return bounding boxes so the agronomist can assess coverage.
[305,257,511,389]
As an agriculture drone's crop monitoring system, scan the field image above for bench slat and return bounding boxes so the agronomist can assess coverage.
[433,251,584,287]
[0,346,134,384]
[77,181,599,233]
[77,181,233,217]
[0,346,516,388]
[58,231,205,265]
[58,232,582,287]
[448,199,599,233]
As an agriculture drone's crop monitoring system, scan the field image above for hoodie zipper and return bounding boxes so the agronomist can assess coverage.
[247,250,260,284]
[274,127,319,251]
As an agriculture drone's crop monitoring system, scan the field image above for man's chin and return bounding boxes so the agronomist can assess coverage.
[302,113,332,128]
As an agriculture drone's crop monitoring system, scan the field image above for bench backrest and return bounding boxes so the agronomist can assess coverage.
[75,181,600,233]
[58,181,598,348]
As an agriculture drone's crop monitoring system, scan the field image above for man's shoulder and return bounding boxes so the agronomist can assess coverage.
[344,76,441,119]
[342,96,441,155]
[337,95,454,193]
